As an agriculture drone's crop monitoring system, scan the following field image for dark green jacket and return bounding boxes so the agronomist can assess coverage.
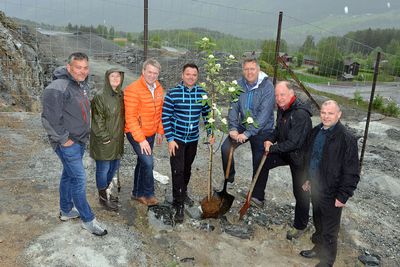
[90,68,125,160]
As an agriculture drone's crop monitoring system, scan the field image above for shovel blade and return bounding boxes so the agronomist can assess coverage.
[238,193,251,220]
[216,192,235,216]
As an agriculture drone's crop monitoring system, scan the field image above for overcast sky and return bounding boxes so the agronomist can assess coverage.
[1,0,399,40]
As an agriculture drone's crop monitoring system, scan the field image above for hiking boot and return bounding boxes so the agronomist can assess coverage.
[131,195,148,205]
[174,203,185,223]
[146,196,159,206]
[109,193,119,203]
[59,207,80,221]
[286,226,306,240]
[184,194,194,207]
[82,218,108,236]
[99,189,118,211]
[250,197,264,209]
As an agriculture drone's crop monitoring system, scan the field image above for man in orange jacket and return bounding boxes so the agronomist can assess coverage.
[124,58,164,206]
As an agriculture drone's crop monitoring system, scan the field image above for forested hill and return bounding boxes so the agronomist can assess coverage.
[344,28,400,54]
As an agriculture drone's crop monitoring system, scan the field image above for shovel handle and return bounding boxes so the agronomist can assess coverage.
[225,145,235,180]
[248,152,268,196]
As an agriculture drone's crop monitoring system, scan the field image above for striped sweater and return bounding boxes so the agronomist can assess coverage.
[162,83,211,143]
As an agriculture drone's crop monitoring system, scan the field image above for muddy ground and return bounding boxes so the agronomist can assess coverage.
[0,99,399,266]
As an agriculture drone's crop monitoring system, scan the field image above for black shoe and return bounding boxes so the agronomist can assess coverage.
[300,248,320,259]
[174,203,184,223]
[109,193,119,203]
[99,189,118,211]
[184,194,194,207]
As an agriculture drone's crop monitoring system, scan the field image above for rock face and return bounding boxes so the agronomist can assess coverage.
[0,11,43,112]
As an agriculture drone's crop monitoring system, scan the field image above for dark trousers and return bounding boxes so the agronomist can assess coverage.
[311,194,343,267]
[170,140,198,205]
[251,153,310,230]
[221,133,268,183]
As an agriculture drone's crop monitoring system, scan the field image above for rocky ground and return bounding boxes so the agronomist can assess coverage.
[0,100,399,266]
[1,18,399,266]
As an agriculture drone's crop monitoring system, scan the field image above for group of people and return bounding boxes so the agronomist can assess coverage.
[42,52,360,267]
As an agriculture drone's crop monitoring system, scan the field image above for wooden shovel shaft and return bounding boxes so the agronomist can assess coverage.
[239,152,268,220]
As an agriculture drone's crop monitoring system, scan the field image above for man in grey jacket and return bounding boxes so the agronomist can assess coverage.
[221,58,275,205]
[42,52,107,236]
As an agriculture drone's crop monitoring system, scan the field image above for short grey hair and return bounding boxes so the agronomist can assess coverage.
[143,58,161,71]
[277,81,296,93]
[242,57,259,68]
[322,100,341,112]
[67,52,89,64]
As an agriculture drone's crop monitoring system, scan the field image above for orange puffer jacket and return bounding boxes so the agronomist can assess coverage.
[124,75,164,142]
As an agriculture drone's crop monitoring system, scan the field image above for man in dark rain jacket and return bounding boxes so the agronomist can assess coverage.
[256,81,312,240]
[90,68,125,211]
[300,100,360,267]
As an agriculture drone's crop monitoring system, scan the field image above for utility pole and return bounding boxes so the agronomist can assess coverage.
[144,0,148,60]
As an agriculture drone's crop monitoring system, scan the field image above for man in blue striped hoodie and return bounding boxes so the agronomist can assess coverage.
[162,63,212,223]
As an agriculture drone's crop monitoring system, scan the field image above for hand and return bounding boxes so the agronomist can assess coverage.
[229,130,239,141]
[63,139,74,147]
[335,199,345,207]
[236,133,248,143]
[264,140,273,152]
[156,134,163,145]
[168,140,179,157]
[139,140,152,155]
[208,135,215,145]
[302,180,311,192]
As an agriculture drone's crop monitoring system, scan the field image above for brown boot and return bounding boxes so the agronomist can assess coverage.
[99,189,118,211]
[146,196,159,206]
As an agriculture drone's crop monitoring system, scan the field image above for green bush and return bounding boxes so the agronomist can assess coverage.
[383,100,400,117]
[353,90,364,105]
[372,94,385,110]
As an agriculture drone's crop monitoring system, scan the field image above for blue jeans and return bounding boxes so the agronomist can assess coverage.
[95,159,120,190]
[55,143,95,223]
[126,133,155,198]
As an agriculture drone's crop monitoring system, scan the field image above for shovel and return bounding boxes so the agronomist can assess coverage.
[214,145,235,216]
[239,152,268,220]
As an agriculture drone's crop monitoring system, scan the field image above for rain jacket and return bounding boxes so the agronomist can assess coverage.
[162,82,211,143]
[267,97,312,166]
[89,68,125,160]
[228,71,275,137]
[124,75,164,142]
[41,66,90,149]
[303,121,360,204]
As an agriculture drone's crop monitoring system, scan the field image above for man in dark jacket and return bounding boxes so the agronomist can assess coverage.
[42,52,107,236]
[254,81,312,240]
[300,100,360,267]
[221,58,275,193]
[90,68,125,211]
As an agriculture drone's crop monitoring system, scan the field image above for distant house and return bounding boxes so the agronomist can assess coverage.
[303,55,318,66]
[113,37,128,43]
[279,52,293,64]
[344,60,360,76]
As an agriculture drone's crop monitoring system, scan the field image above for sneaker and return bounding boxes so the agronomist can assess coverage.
[184,194,194,207]
[286,227,306,240]
[250,197,264,209]
[82,218,108,236]
[59,207,80,221]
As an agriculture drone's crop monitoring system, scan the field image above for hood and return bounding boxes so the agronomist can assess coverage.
[52,66,89,84]
[239,71,268,91]
[104,68,125,94]
[289,98,313,117]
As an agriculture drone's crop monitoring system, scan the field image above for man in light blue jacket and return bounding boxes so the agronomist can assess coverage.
[221,57,275,207]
